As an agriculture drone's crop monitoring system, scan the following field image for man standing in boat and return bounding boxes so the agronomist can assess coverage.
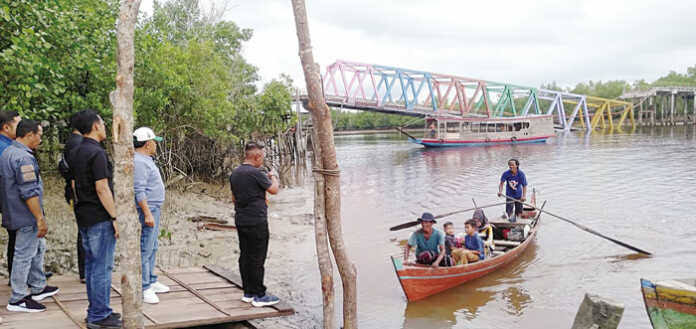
[498,158,527,222]
[403,212,446,267]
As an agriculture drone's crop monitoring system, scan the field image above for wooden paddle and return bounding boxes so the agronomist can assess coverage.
[394,127,417,140]
[500,195,652,255]
[389,201,507,231]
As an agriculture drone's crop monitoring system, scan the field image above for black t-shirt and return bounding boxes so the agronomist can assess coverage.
[63,133,83,177]
[69,138,114,227]
[62,133,83,202]
[229,164,272,226]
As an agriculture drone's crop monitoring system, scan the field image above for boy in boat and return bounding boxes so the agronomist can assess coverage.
[460,219,485,263]
[403,212,446,268]
[441,222,459,266]
[498,158,527,222]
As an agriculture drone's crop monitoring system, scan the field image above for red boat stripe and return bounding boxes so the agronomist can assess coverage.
[399,262,503,280]
[420,135,554,144]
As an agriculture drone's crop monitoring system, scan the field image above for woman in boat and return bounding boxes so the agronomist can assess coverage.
[403,212,446,268]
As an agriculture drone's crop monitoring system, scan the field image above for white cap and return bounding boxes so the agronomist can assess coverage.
[133,127,162,142]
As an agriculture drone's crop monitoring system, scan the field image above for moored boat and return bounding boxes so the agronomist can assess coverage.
[408,114,554,147]
[641,278,696,329]
[392,200,541,302]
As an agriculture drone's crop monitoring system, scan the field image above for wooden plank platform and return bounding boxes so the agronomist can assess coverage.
[0,266,294,329]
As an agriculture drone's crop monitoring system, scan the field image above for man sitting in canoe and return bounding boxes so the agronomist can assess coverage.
[403,212,446,268]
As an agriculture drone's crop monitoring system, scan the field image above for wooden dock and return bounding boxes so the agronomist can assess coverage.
[0,265,294,328]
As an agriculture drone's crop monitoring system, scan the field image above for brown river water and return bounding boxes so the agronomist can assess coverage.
[319,126,696,329]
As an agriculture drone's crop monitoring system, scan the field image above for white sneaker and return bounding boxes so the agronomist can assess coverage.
[143,288,159,304]
[150,281,170,294]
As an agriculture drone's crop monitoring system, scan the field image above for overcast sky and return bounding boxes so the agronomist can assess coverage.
[140,0,696,90]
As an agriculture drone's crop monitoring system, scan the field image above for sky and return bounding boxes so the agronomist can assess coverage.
[140,0,696,90]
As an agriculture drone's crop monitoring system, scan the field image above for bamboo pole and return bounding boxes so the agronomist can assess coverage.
[112,0,143,328]
[291,1,358,328]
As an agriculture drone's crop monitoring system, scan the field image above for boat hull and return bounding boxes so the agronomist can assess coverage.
[410,135,552,147]
[392,227,538,302]
[641,279,696,329]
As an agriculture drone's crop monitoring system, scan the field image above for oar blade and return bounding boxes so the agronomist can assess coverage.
[389,221,419,231]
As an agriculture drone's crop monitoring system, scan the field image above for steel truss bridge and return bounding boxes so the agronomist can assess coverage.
[317,60,634,135]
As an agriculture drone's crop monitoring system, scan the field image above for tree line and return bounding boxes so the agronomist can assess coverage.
[1,0,295,179]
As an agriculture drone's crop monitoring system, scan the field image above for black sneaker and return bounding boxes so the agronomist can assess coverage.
[31,285,59,301]
[87,313,122,329]
[85,312,120,324]
[6,296,46,313]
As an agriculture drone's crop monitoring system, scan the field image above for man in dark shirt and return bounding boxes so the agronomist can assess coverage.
[0,111,21,285]
[498,158,527,222]
[229,142,279,307]
[60,111,86,283]
[69,110,121,329]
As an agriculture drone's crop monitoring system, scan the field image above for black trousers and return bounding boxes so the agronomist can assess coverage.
[237,221,269,297]
[6,228,16,278]
[77,230,85,279]
[506,199,523,216]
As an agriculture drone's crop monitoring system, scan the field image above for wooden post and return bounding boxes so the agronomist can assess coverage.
[291,1,358,328]
[638,98,643,125]
[661,95,665,125]
[651,96,655,126]
[570,293,624,329]
[310,128,335,329]
[693,93,696,124]
[670,92,675,125]
[112,0,143,328]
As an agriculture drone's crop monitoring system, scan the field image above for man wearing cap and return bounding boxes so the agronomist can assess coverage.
[403,212,446,268]
[229,142,280,307]
[132,127,169,304]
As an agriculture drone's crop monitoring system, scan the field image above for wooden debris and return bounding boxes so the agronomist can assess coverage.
[188,215,228,224]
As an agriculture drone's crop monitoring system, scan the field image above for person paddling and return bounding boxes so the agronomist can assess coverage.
[403,212,446,268]
[497,158,527,222]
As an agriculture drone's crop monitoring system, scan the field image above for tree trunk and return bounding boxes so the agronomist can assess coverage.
[111,0,143,328]
[310,128,335,329]
[290,1,358,328]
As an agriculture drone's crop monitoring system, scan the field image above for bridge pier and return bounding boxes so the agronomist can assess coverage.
[621,87,696,127]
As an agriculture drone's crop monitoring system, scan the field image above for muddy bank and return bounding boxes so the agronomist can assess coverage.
[0,175,322,328]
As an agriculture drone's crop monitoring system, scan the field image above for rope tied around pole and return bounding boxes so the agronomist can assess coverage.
[312,167,340,176]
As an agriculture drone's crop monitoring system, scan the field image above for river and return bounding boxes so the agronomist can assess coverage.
[319,125,696,328]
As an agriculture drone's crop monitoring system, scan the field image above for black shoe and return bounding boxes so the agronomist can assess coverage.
[85,312,120,324]
[31,285,59,301]
[6,296,46,313]
[45,271,53,279]
[87,313,122,329]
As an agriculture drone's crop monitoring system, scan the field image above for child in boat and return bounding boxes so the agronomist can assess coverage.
[442,222,459,266]
[461,219,485,263]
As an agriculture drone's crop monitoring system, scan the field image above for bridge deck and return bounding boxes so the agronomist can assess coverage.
[0,265,293,329]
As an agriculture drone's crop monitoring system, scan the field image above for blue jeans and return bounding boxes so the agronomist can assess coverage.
[138,205,160,290]
[9,225,46,303]
[79,221,116,323]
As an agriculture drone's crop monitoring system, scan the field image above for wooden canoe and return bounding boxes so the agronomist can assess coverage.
[392,205,540,302]
[641,278,696,329]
